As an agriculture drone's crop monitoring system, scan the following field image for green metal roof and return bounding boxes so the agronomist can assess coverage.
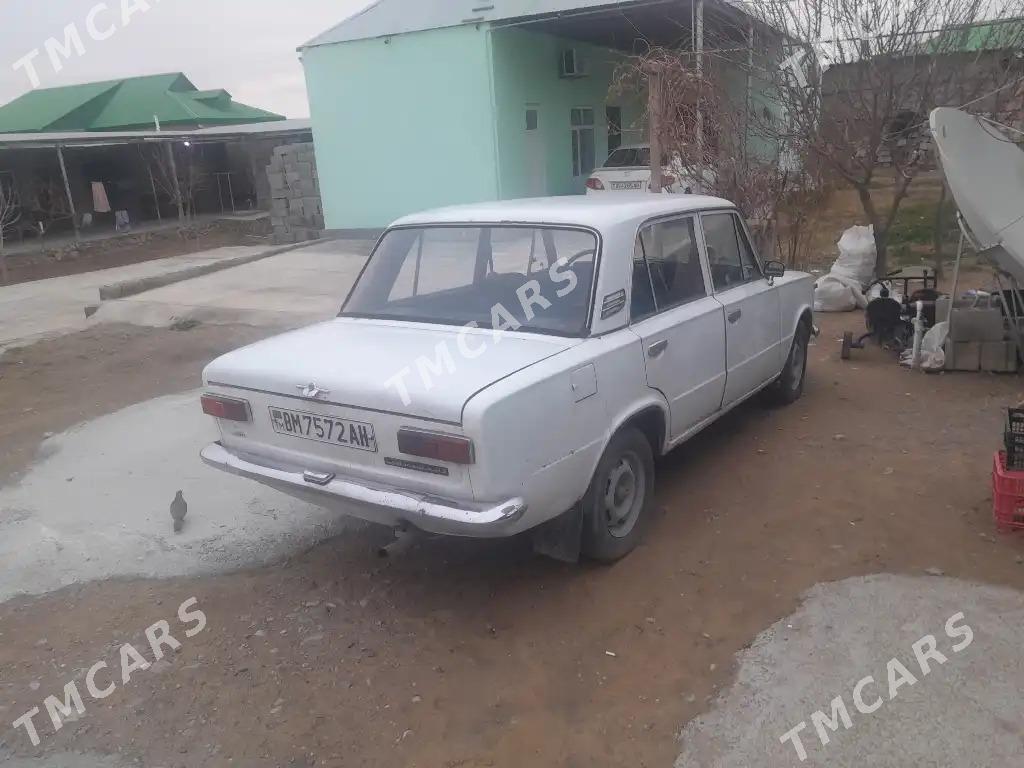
[921,17,1024,54]
[0,73,284,133]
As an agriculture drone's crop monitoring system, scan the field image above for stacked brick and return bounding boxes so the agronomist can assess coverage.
[267,142,324,244]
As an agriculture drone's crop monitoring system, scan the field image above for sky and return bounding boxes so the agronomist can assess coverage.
[0,0,374,118]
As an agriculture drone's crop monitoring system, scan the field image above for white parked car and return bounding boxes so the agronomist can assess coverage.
[201,196,813,562]
[585,144,714,195]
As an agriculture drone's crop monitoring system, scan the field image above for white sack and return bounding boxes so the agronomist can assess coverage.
[832,225,877,287]
[814,274,867,312]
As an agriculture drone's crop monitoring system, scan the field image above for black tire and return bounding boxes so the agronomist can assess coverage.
[766,321,811,405]
[841,331,853,360]
[580,427,655,563]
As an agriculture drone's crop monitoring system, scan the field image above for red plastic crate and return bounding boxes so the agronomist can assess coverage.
[992,451,1024,530]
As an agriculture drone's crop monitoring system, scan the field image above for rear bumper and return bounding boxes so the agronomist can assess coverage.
[200,442,528,538]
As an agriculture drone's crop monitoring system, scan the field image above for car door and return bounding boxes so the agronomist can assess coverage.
[629,215,727,441]
[700,211,782,407]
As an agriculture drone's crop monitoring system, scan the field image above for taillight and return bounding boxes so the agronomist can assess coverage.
[397,428,474,464]
[201,394,251,422]
[650,175,676,190]
[585,177,605,190]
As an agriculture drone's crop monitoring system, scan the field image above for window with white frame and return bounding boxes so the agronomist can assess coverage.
[570,107,596,177]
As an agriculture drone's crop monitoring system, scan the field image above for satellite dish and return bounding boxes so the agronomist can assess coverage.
[930,107,1024,283]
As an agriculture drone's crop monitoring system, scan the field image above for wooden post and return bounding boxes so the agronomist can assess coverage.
[648,64,663,193]
[744,20,754,169]
[164,141,185,224]
[695,0,705,192]
[56,145,80,244]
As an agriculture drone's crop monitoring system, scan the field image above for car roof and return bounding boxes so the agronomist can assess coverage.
[610,143,650,151]
[391,195,736,230]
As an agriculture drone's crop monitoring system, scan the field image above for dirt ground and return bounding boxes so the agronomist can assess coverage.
[2,303,1024,768]
[1,227,262,286]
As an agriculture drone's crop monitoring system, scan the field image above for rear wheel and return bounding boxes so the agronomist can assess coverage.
[581,427,655,563]
[767,321,810,405]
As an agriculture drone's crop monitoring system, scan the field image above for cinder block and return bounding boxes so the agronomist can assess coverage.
[981,341,1019,372]
[949,308,1005,342]
[290,199,305,216]
[945,340,982,371]
[271,199,287,217]
[268,172,285,190]
[302,197,321,215]
[298,180,318,197]
[292,227,311,242]
[285,172,301,185]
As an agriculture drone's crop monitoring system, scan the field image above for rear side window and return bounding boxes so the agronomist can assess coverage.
[702,213,761,291]
[605,147,651,168]
[637,217,707,310]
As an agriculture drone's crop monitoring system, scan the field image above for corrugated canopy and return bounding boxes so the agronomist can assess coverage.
[304,0,714,47]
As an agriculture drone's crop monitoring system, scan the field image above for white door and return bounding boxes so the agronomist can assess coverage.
[525,107,546,197]
[630,216,727,440]
[700,211,782,406]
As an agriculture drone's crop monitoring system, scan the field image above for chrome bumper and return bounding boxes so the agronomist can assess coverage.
[200,442,528,536]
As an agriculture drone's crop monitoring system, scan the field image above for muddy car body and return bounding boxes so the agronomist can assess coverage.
[201,196,814,560]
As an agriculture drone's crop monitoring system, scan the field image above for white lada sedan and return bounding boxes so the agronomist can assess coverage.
[200,196,814,562]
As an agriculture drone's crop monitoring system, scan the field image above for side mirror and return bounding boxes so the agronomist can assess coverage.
[764,260,786,281]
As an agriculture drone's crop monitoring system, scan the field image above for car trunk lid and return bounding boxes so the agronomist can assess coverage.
[203,317,580,424]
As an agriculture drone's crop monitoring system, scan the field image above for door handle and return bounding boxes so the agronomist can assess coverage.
[648,339,669,358]
[728,309,743,324]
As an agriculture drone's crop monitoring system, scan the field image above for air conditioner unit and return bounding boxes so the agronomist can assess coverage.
[560,49,588,78]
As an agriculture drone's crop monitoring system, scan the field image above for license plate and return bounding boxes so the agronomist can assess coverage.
[269,407,377,452]
[612,181,643,190]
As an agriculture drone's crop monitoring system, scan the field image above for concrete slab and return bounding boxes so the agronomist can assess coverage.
[675,574,1024,768]
[0,390,357,604]
[0,246,278,352]
[91,240,372,330]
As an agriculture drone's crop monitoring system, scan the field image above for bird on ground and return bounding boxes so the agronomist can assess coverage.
[170,490,187,533]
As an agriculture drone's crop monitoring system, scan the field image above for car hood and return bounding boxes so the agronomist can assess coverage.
[203,317,581,424]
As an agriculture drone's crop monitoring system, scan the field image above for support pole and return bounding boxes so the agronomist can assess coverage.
[695,0,705,192]
[165,141,185,225]
[744,20,754,169]
[56,145,80,244]
[648,64,663,193]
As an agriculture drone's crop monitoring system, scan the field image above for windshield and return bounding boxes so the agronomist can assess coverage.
[342,225,598,336]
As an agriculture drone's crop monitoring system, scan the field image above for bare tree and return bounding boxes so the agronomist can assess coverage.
[747,0,1024,275]
[145,143,208,227]
[612,44,816,265]
[0,173,21,284]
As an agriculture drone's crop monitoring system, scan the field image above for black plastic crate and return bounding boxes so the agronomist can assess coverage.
[1006,450,1024,471]
[1007,408,1024,435]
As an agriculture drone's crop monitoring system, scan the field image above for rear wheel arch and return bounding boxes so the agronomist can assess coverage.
[618,405,667,460]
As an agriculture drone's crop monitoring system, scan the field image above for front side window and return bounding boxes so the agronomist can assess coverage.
[571,107,596,177]
[702,212,761,291]
[343,226,597,336]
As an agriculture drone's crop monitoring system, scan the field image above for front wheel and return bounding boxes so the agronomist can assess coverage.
[580,427,655,563]
[766,321,810,405]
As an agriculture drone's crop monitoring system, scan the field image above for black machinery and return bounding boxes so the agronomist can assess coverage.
[840,266,942,360]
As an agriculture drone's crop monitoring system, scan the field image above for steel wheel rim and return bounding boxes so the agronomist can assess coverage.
[603,451,645,538]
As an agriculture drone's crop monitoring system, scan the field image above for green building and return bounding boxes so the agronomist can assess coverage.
[301,0,781,234]
[0,72,283,134]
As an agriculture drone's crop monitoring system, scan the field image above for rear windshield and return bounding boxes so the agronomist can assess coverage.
[605,147,650,168]
[341,226,598,336]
